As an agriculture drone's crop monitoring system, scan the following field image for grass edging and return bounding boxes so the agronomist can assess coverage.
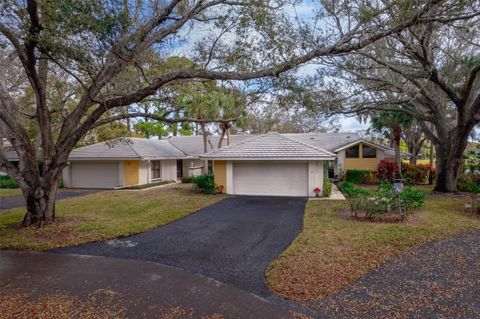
[0,184,226,251]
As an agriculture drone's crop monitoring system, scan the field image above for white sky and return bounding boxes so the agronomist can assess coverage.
[173,1,380,134]
[338,116,370,132]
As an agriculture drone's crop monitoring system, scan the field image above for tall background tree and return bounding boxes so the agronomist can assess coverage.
[0,0,462,226]
[310,1,480,191]
[370,107,413,170]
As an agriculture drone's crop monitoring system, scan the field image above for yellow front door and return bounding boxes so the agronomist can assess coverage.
[124,160,139,186]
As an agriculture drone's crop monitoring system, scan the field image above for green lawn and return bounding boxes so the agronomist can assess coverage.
[266,190,480,302]
[0,184,226,250]
[0,188,22,198]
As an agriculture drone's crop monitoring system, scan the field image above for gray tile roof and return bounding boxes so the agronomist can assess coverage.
[69,138,184,160]
[200,132,336,160]
[283,132,362,152]
[4,132,400,162]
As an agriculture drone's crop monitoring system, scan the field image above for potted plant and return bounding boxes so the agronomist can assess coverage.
[313,187,321,197]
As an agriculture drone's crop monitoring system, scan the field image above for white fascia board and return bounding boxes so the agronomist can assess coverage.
[333,139,388,152]
[198,157,337,161]
[68,157,141,161]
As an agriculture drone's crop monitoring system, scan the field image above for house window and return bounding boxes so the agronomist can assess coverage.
[346,145,360,158]
[151,161,161,180]
[362,145,377,158]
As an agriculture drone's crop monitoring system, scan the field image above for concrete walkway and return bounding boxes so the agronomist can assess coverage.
[309,183,346,201]
[0,251,290,319]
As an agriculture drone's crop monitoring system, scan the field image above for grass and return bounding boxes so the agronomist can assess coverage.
[0,188,22,198]
[266,188,480,302]
[0,184,226,250]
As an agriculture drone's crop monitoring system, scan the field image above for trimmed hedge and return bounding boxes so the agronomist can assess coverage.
[345,169,371,184]
[323,178,332,197]
[180,176,195,183]
[0,176,19,188]
[192,174,216,194]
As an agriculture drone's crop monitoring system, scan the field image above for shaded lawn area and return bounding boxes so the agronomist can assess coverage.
[0,184,226,250]
[0,188,22,198]
[266,189,480,302]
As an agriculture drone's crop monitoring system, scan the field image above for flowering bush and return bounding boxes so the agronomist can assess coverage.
[377,160,398,182]
[401,163,431,184]
[339,181,426,220]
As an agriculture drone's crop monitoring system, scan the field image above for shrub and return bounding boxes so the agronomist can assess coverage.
[345,170,371,184]
[192,174,216,194]
[362,171,378,184]
[340,181,425,220]
[458,174,480,193]
[323,179,332,197]
[181,176,195,183]
[339,181,370,216]
[367,182,395,217]
[377,160,398,182]
[399,187,427,214]
[401,163,430,185]
[0,175,19,188]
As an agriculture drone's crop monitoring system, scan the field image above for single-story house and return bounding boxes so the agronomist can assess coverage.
[3,132,406,196]
[62,138,185,188]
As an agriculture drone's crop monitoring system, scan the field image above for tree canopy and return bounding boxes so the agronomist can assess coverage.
[0,0,470,226]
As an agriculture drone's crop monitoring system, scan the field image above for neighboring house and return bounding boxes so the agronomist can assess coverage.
[4,132,404,195]
[200,133,335,197]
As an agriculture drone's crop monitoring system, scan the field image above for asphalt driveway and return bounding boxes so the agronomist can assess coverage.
[54,196,307,297]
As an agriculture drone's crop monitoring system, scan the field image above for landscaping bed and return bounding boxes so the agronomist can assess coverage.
[266,189,480,302]
[0,184,226,250]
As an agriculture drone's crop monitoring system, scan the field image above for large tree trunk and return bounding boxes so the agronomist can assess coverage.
[433,131,469,192]
[21,169,62,227]
[200,121,209,174]
[391,124,402,178]
[428,140,434,185]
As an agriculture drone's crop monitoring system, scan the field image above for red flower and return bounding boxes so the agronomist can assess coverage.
[313,187,321,193]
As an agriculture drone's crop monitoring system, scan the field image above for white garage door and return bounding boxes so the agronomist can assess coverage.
[71,161,119,189]
[233,161,308,196]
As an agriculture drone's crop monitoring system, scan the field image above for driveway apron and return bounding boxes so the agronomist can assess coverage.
[53,196,307,298]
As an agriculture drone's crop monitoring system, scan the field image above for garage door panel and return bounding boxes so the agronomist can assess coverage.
[71,161,119,188]
[233,161,307,197]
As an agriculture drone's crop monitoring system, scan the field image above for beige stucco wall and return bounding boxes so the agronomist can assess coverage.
[62,166,71,188]
[139,160,149,184]
[308,161,324,197]
[161,160,177,181]
[183,159,204,177]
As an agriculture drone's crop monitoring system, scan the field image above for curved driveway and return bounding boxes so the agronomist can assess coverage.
[54,196,307,297]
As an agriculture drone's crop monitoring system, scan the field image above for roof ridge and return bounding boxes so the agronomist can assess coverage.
[279,133,337,157]
[167,139,189,156]
[206,132,268,154]
[124,138,143,158]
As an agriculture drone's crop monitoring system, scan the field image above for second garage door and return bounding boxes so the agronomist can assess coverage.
[71,161,120,188]
[233,161,308,197]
